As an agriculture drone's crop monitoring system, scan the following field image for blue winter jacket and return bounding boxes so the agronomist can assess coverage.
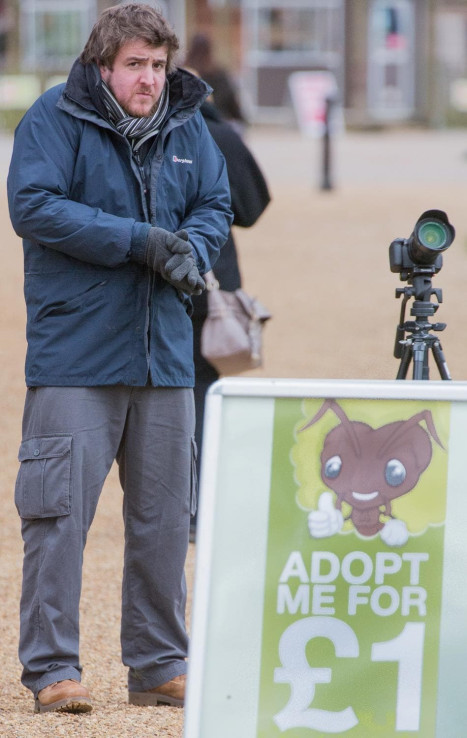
[7,61,232,387]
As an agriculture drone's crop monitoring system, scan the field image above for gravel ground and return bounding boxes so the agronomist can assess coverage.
[2,125,467,736]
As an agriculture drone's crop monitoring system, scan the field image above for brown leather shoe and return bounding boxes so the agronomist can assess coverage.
[128,674,186,707]
[35,679,92,714]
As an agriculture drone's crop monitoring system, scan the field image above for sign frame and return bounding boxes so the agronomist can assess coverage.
[185,377,467,738]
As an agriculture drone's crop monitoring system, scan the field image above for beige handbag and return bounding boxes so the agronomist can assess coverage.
[200,271,271,375]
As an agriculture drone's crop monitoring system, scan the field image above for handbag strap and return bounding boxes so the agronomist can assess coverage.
[204,269,220,290]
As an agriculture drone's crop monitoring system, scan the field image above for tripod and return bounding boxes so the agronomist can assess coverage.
[394,269,451,380]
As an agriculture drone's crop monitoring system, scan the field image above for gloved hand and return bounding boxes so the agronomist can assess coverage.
[144,227,205,295]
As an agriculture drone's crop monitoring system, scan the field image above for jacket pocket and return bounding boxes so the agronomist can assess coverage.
[15,435,73,519]
[190,437,198,517]
[33,281,107,322]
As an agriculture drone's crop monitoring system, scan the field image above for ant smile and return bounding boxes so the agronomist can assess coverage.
[352,491,379,501]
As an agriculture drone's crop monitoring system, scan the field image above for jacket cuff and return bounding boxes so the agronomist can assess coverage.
[130,222,152,263]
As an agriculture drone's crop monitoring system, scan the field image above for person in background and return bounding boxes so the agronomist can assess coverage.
[188,89,271,541]
[184,33,247,135]
[7,3,231,714]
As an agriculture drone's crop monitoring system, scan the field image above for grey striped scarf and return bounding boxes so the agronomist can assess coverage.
[100,79,169,152]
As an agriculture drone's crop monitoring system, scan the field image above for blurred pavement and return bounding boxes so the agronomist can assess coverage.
[246,125,467,187]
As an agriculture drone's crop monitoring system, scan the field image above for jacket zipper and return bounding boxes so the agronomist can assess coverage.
[132,146,153,376]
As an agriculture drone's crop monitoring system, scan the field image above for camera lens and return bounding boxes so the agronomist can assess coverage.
[417,220,448,251]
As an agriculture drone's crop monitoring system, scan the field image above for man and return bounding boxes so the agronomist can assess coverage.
[7,3,232,714]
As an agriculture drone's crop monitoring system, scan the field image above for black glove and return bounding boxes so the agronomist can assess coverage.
[144,227,205,295]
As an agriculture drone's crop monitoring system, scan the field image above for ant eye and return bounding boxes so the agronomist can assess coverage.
[385,459,406,487]
[324,455,342,479]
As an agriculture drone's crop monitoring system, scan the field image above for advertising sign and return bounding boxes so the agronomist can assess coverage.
[288,71,344,138]
[185,378,467,738]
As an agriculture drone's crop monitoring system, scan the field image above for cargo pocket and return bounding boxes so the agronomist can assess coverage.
[190,437,198,517]
[15,435,73,519]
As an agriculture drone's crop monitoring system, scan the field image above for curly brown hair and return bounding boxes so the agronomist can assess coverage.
[80,3,180,73]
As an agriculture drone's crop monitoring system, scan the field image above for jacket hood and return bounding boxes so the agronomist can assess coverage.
[62,59,211,120]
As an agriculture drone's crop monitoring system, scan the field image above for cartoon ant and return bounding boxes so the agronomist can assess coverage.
[300,399,444,547]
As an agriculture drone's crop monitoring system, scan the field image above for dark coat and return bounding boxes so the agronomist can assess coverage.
[192,101,270,314]
[191,101,271,481]
[8,63,232,388]
[201,69,246,125]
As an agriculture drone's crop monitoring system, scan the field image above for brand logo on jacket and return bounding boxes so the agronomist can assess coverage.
[173,155,193,164]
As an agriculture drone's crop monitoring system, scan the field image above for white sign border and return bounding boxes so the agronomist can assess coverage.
[185,377,467,738]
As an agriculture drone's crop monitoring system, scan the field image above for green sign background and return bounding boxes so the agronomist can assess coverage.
[257,398,450,737]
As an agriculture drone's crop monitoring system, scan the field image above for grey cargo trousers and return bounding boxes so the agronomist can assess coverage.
[15,385,196,697]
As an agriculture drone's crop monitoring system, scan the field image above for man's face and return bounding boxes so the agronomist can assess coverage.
[100,39,168,117]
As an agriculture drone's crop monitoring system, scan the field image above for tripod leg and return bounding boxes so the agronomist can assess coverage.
[412,341,429,380]
[396,344,412,379]
[432,340,452,380]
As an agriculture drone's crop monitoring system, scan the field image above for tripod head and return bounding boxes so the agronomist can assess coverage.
[389,210,455,380]
[393,266,445,360]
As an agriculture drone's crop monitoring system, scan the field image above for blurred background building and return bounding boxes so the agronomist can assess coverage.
[1,0,467,130]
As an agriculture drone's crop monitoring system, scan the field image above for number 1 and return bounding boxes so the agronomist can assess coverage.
[371,622,425,731]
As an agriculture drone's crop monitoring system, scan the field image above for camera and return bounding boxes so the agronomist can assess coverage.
[389,209,455,280]
[389,209,455,380]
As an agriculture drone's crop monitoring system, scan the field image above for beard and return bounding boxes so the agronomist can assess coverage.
[122,93,160,118]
